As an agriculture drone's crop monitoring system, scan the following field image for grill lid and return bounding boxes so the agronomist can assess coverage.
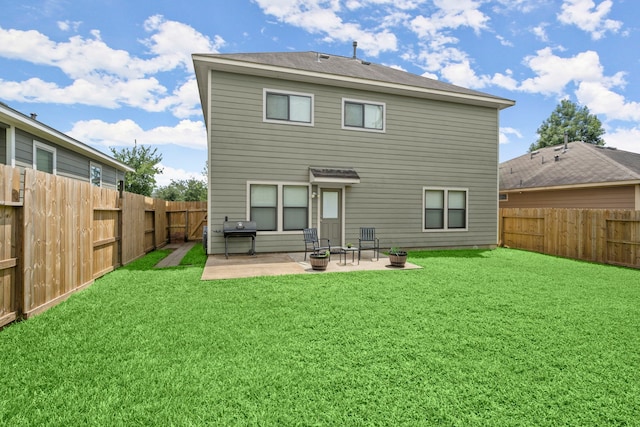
[223,220,257,234]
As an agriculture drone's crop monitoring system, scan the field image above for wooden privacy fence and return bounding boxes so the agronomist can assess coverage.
[0,165,207,328]
[166,201,207,242]
[499,208,640,269]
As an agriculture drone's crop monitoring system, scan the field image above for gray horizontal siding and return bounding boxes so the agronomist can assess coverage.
[501,186,636,209]
[208,71,500,254]
[12,128,122,188]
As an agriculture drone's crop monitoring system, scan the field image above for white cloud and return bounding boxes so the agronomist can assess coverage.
[493,0,541,13]
[57,20,81,32]
[519,48,606,95]
[532,23,549,42]
[440,59,486,88]
[557,0,622,40]
[410,0,489,39]
[155,163,206,188]
[496,34,513,47]
[67,119,207,150]
[0,17,223,116]
[576,81,640,122]
[168,78,203,119]
[345,0,421,10]
[252,0,397,56]
[490,70,519,91]
[602,127,640,154]
[516,47,640,126]
[500,127,523,144]
[142,15,225,73]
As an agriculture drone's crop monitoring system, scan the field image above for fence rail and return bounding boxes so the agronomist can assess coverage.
[499,208,640,269]
[0,165,207,327]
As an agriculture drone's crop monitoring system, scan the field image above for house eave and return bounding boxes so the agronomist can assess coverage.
[500,180,640,193]
[193,55,515,111]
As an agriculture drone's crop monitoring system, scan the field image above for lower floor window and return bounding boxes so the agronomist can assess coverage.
[424,188,468,230]
[249,182,309,231]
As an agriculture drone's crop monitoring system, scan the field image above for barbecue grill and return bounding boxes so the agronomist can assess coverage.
[223,220,257,259]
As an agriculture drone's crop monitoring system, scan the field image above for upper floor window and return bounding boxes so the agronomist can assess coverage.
[342,98,385,132]
[264,89,313,126]
[90,162,102,187]
[249,182,310,232]
[424,188,468,231]
[33,141,56,174]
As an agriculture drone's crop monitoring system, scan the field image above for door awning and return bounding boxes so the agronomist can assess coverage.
[309,167,360,184]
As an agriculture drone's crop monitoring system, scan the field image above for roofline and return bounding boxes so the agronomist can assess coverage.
[500,180,640,193]
[192,54,516,111]
[0,103,135,173]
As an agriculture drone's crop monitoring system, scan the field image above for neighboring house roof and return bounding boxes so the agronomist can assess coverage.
[192,51,515,113]
[500,141,640,191]
[0,102,134,173]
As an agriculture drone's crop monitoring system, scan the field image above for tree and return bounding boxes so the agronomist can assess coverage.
[530,99,605,152]
[154,178,207,201]
[110,142,163,196]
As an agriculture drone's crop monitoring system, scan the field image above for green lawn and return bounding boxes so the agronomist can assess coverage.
[1,247,639,426]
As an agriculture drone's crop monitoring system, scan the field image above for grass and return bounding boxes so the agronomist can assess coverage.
[1,247,639,426]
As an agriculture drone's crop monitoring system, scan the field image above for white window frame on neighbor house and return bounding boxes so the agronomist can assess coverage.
[263,89,314,126]
[90,162,102,187]
[247,181,312,234]
[341,98,386,133]
[33,141,57,174]
[422,187,469,232]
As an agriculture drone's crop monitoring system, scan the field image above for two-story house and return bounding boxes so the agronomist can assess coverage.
[193,51,515,255]
[1,102,133,190]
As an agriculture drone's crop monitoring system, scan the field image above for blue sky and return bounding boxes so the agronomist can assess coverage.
[1,0,639,187]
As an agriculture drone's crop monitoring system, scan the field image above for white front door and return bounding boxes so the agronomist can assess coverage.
[321,188,342,249]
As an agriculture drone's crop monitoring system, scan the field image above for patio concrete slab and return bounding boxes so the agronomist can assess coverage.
[201,251,422,280]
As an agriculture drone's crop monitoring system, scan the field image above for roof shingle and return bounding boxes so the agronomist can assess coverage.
[499,142,640,190]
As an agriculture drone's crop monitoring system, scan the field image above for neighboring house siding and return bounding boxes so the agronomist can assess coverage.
[500,186,636,209]
[12,127,120,188]
[208,71,500,254]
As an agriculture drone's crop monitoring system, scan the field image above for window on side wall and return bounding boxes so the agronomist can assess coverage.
[342,98,385,132]
[249,183,310,232]
[90,163,102,187]
[424,188,468,231]
[264,89,313,125]
[33,141,56,174]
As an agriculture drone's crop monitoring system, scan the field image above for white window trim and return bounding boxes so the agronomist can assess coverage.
[33,140,57,175]
[341,97,386,133]
[263,88,314,127]
[499,193,508,201]
[90,162,102,187]
[422,186,469,232]
[247,181,312,234]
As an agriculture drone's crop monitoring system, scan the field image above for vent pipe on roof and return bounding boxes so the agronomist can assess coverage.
[564,130,568,150]
[30,113,37,120]
[352,41,358,59]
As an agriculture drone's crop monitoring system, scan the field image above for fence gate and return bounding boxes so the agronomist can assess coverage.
[166,206,207,242]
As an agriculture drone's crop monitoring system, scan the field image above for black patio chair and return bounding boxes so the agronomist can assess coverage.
[358,227,380,261]
[302,228,331,260]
